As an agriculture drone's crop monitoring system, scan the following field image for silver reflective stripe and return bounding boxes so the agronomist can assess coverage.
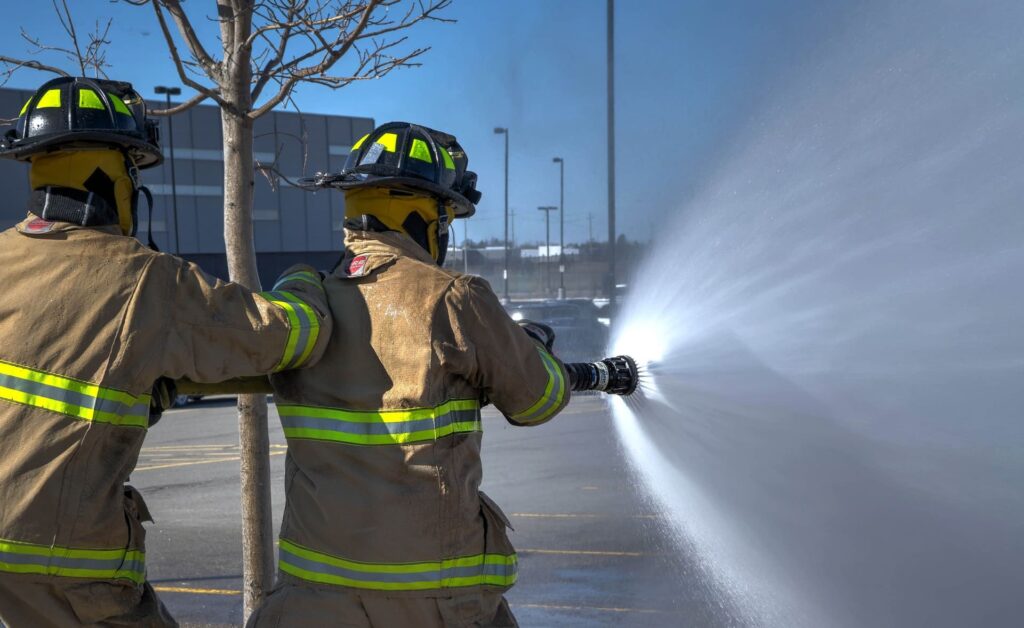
[282,549,441,585]
[283,301,313,370]
[280,408,480,437]
[514,350,566,423]
[0,361,150,428]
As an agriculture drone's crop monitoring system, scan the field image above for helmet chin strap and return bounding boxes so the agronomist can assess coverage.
[126,158,158,250]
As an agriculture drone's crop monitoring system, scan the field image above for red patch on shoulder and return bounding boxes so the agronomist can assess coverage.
[347,254,369,277]
[19,218,55,235]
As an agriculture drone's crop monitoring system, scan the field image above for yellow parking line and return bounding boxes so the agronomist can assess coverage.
[135,451,285,472]
[144,445,236,451]
[518,548,649,557]
[155,585,240,596]
[516,603,665,614]
[152,587,668,614]
[511,513,657,519]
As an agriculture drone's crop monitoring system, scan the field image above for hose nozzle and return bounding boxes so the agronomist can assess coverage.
[564,355,639,396]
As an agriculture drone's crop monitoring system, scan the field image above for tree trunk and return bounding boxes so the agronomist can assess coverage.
[222,107,274,621]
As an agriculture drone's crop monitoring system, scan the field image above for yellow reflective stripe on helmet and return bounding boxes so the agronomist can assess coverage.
[0,537,146,584]
[409,138,433,163]
[19,99,30,116]
[352,133,370,150]
[260,290,321,371]
[510,348,566,424]
[375,132,398,152]
[78,89,104,110]
[107,93,131,115]
[278,399,481,446]
[36,88,62,109]
[272,270,324,293]
[0,359,150,428]
[278,538,516,591]
[441,148,456,170]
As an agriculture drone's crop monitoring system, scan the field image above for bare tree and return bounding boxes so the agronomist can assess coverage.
[0,0,112,85]
[119,0,453,619]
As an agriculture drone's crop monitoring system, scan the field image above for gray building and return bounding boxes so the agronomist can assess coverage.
[0,86,374,282]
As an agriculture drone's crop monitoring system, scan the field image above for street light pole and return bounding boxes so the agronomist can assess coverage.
[538,206,557,297]
[606,0,617,306]
[493,127,510,302]
[155,85,182,254]
[553,157,565,299]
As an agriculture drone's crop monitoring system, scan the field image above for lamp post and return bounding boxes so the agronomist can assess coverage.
[538,206,557,296]
[493,127,510,302]
[606,0,617,306]
[552,157,565,299]
[154,85,182,253]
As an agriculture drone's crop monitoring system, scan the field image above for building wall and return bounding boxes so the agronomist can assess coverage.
[0,87,373,281]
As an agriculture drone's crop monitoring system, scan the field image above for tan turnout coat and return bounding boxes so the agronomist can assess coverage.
[0,217,330,625]
[266,229,569,621]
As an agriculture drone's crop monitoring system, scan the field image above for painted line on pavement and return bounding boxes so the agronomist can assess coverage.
[155,585,240,596]
[511,512,657,519]
[516,602,666,614]
[135,451,285,472]
[518,548,650,557]
[153,586,668,614]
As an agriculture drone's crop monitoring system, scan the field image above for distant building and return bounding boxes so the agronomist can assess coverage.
[0,86,374,282]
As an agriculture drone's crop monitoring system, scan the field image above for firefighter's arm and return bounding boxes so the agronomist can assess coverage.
[144,257,332,383]
[444,276,570,426]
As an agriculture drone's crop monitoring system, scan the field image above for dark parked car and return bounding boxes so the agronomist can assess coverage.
[505,300,609,363]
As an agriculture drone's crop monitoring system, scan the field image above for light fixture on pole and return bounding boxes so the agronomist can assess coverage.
[154,85,182,254]
[552,157,565,299]
[538,206,558,296]
[606,0,617,306]
[493,127,510,302]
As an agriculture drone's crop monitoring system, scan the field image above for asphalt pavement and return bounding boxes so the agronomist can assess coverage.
[132,395,718,627]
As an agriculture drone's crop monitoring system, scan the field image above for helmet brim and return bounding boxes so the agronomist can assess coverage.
[327,173,476,217]
[0,131,163,169]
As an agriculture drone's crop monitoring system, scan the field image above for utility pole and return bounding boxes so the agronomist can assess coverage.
[607,0,617,306]
[154,85,182,253]
[493,127,510,302]
[553,157,565,299]
[538,206,557,296]
[588,212,594,242]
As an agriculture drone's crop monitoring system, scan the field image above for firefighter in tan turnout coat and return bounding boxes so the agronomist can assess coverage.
[249,122,570,627]
[0,77,331,627]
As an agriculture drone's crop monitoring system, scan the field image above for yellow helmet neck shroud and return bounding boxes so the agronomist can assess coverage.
[29,149,137,235]
[344,188,454,264]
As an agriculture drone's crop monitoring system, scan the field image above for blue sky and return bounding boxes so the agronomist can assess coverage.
[7,0,848,245]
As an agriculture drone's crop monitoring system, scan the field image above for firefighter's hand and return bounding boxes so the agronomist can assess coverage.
[517,320,556,351]
[149,377,177,427]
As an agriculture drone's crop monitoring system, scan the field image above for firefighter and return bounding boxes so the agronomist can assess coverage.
[250,122,569,627]
[0,76,331,627]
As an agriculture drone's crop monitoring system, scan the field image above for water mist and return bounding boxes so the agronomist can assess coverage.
[610,2,1024,626]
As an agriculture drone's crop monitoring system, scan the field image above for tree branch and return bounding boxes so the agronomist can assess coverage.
[158,0,222,77]
[149,91,213,116]
[150,0,227,108]
[0,55,70,86]
[249,0,384,118]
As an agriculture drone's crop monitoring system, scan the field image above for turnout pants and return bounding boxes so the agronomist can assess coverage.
[0,573,176,628]
[248,581,518,628]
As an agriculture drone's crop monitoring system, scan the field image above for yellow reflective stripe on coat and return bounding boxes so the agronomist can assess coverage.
[272,270,324,292]
[278,538,516,591]
[260,290,321,371]
[511,348,566,424]
[0,359,150,428]
[0,537,145,584]
[278,399,481,446]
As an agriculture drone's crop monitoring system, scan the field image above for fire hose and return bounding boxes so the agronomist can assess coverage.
[176,355,639,398]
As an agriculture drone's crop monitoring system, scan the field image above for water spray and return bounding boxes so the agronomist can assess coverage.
[563,355,639,396]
